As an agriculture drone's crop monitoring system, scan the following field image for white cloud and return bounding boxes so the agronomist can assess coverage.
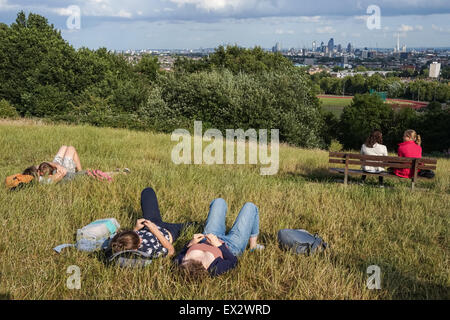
[398,24,414,32]
[169,0,245,11]
[432,24,450,33]
[316,26,336,34]
[0,0,17,11]
[299,16,322,23]
[275,29,294,35]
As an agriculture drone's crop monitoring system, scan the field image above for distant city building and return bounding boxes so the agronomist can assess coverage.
[312,41,317,52]
[347,43,352,53]
[272,42,281,53]
[328,38,334,53]
[429,62,441,78]
[362,50,369,59]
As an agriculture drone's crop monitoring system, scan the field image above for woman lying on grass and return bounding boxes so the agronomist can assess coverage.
[23,145,82,184]
[175,198,264,279]
[109,188,189,258]
[22,145,129,184]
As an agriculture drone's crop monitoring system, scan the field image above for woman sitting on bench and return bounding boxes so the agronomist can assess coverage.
[360,129,388,186]
[391,129,434,179]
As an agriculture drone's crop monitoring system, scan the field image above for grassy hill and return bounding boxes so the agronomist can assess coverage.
[0,119,448,300]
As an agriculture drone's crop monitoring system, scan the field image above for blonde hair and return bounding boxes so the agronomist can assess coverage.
[404,129,421,146]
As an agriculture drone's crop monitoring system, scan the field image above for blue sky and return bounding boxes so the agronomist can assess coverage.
[1,0,449,50]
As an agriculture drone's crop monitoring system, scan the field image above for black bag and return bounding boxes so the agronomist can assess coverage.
[418,169,435,179]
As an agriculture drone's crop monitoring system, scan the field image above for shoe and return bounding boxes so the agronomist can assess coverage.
[250,244,265,252]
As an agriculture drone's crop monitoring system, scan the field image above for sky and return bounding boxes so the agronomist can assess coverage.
[0,0,449,50]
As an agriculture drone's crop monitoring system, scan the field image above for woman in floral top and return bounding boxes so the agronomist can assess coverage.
[109,187,188,258]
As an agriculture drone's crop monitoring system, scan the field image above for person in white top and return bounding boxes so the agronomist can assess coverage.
[360,130,388,186]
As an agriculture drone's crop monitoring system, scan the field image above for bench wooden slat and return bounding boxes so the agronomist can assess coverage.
[329,159,412,169]
[329,152,437,164]
[329,168,432,180]
[418,165,437,170]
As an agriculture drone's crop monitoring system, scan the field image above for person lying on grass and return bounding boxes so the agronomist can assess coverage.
[22,145,129,184]
[109,188,189,258]
[22,145,85,184]
[174,198,264,279]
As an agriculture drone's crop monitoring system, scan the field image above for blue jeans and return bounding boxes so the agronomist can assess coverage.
[203,198,259,257]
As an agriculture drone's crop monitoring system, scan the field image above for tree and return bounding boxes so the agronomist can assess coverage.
[134,54,160,82]
[339,93,394,150]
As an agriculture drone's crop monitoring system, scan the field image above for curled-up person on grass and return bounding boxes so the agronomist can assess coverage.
[20,145,129,185]
[175,198,264,279]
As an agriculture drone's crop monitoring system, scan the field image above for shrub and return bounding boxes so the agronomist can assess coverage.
[0,99,19,118]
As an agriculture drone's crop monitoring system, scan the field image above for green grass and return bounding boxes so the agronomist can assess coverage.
[0,119,449,300]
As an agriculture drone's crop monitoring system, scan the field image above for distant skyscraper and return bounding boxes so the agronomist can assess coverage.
[337,44,342,53]
[429,62,441,78]
[272,42,281,53]
[347,43,352,53]
[328,38,334,53]
[396,33,400,53]
[312,41,316,52]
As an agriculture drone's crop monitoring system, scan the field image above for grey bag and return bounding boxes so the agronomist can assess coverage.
[278,229,327,255]
[108,250,153,268]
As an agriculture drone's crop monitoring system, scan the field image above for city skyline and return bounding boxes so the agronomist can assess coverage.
[0,0,450,50]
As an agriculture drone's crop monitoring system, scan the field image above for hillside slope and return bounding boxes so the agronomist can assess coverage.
[0,120,448,299]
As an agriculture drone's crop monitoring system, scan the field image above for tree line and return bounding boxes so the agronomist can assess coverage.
[0,11,449,154]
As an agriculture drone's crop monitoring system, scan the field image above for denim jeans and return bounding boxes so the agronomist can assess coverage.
[203,198,259,257]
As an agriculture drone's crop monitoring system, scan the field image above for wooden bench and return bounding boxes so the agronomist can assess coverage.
[328,152,437,190]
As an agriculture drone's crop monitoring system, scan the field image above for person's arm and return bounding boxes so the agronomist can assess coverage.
[48,165,67,183]
[143,221,175,256]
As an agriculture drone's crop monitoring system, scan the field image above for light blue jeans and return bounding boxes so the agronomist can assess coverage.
[203,198,259,257]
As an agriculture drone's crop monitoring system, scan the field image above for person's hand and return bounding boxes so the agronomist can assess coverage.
[134,218,147,231]
[187,234,205,247]
[192,233,205,243]
[205,234,222,247]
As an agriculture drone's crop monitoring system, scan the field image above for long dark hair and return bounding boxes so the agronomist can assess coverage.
[23,166,38,178]
[38,162,57,176]
[365,130,383,148]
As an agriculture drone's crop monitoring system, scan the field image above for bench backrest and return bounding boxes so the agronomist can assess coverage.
[329,152,437,171]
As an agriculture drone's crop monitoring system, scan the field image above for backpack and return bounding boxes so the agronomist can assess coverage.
[277,229,327,255]
[5,174,34,189]
[53,218,120,253]
[107,250,154,268]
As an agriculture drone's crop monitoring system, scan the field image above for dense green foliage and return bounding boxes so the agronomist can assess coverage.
[0,12,325,149]
[335,93,450,154]
[312,72,450,103]
[0,99,19,118]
